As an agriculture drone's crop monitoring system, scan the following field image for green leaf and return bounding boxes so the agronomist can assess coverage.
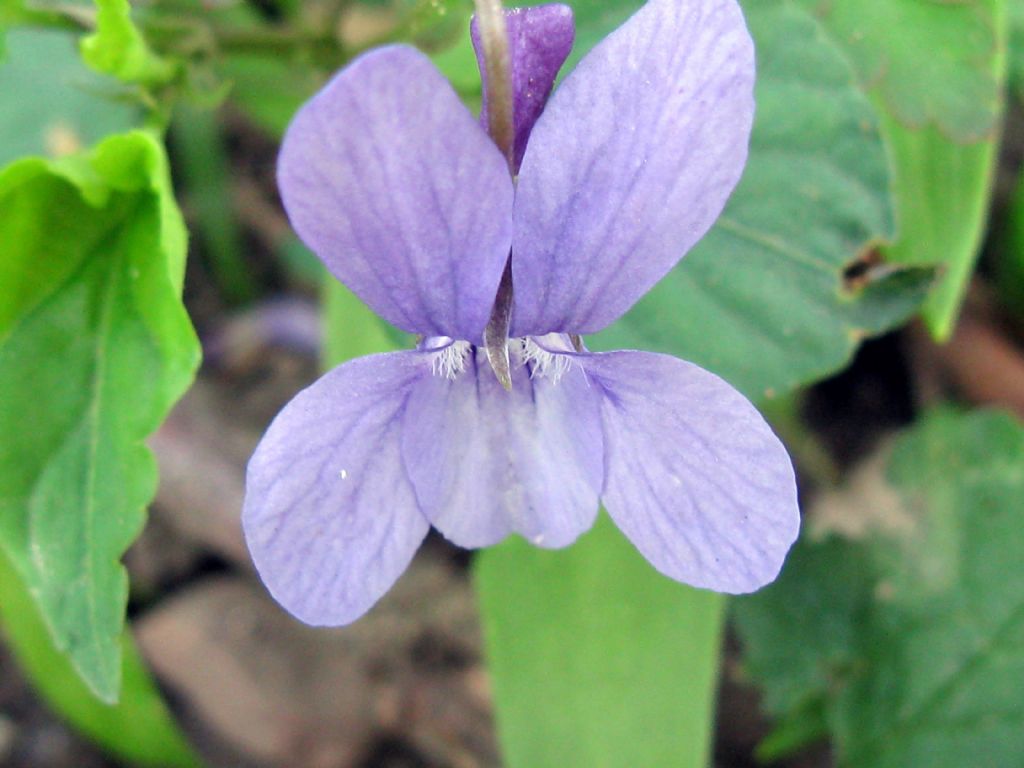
[793,0,1003,142]
[1011,0,1024,96]
[735,536,873,720]
[594,0,928,400]
[476,515,725,768]
[323,277,410,368]
[431,29,482,106]
[0,548,202,767]
[735,409,1024,766]
[0,131,200,702]
[793,0,1008,339]
[876,116,1002,338]
[733,536,873,760]
[81,0,177,86]
[0,28,138,167]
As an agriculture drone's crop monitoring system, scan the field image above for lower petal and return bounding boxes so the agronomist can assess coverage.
[402,345,603,549]
[583,351,799,593]
[243,351,431,626]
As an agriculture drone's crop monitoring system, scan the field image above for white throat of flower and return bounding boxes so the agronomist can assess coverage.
[428,336,573,384]
[431,340,472,379]
[515,337,572,383]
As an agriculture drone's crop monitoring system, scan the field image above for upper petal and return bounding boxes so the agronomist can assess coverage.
[472,4,575,172]
[243,351,431,626]
[278,46,514,342]
[510,0,755,336]
[401,342,603,548]
[583,351,799,593]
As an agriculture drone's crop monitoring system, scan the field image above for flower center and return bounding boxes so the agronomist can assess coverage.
[430,339,472,378]
[423,334,575,384]
[516,337,573,382]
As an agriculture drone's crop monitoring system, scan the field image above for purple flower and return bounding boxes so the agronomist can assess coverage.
[244,0,800,626]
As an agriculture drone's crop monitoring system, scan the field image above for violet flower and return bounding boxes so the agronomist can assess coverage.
[244,0,800,626]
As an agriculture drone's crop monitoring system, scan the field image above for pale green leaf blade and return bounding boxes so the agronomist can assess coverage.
[81,0,176,86]
[793,0,1003,142]
[476,515,724,768]
[0,548,202,767]
[877,116,1002,339]
[736,409,1024,766]
[793,0,1008,340]
[593,0,928,399]
[0,131,200,702]
[323,270,409,368]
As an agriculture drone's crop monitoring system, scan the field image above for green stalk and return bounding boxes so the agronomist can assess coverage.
[0,548,202,768]
[476,517,725,768]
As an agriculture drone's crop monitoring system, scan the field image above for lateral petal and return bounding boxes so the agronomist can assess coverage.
[511,0,754,335]
[279,46,513,342]
[584,351,799,593]
[243,352,431,626]
[402,344,603,549]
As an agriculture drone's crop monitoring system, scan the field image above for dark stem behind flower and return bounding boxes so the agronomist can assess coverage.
[484,258,514,390]
[472,0,515,170]
[473,0,515,390]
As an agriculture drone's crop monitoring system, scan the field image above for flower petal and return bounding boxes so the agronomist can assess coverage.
[402,345,603,548]
[243,352,431,626]
[471,4,575,172]
[510,0,755,336]
[278,46,513,342]
[583,351,799,593]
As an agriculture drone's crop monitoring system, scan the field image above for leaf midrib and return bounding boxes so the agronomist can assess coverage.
[81,226,122,692]
[17,201,135,696]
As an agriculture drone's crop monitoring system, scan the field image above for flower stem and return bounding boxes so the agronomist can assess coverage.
[472,0,515,169]
[474,0,516,390]
[484,260,514,390]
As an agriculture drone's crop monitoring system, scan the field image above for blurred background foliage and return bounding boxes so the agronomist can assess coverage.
[1,0,1024,766]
